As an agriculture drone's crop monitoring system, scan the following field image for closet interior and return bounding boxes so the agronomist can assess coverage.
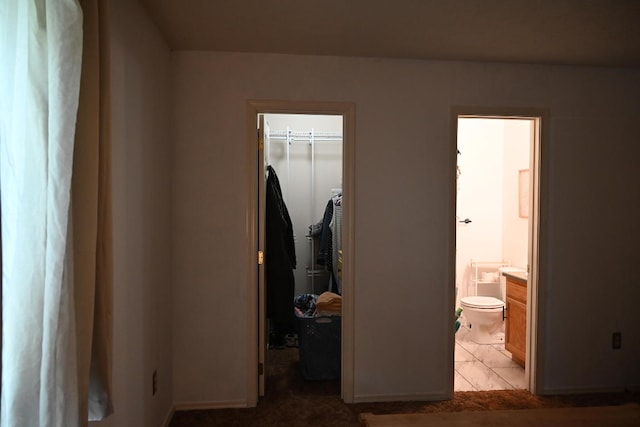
[263,113,344,383]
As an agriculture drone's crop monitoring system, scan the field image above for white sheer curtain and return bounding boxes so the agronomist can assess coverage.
[0,0,84,426]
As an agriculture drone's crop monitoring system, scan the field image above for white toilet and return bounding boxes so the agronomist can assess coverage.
[460,266,524,344]
[460,295,505,344]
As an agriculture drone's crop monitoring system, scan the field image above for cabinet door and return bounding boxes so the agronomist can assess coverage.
[505,296,526,366]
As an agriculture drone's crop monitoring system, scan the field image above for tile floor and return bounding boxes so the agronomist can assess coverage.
[454,323,526,391]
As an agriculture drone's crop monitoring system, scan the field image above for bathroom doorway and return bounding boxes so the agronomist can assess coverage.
[453,112,541,393]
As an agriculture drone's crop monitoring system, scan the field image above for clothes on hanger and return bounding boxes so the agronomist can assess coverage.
[316,193,342,294]
[266,165,296,348]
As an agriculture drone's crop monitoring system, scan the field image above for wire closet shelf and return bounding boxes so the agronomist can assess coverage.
[268,129,343,142]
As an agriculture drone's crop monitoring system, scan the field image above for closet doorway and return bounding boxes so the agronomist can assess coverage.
[452,109,544,395]
[247,101,355,406]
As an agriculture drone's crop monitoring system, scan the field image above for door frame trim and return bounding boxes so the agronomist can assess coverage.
[246,100,356,406]
[450,106,549,394]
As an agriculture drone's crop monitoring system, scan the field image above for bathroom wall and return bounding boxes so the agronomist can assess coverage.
[501,120,532,270]
[456,119,505,304]
[455,118,530,306]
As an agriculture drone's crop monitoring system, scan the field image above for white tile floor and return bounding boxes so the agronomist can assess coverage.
[454,323,526,391]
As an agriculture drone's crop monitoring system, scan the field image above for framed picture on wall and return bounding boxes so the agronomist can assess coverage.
[519,169,529,218]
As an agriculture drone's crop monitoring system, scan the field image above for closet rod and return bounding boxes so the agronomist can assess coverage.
[269,129,342,142]
[269,136,342,142]
[270,130,342,137]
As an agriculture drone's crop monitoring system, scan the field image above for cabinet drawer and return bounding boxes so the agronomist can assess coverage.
[507,279,527,303]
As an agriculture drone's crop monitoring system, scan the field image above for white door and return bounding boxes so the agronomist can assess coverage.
[258,115,269,396]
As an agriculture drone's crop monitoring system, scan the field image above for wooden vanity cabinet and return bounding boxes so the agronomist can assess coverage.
[505,276,527,366]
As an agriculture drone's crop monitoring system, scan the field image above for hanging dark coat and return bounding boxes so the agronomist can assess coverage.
[265,165,296,322]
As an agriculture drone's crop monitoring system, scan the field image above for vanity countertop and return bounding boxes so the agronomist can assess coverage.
[502,271,528,283]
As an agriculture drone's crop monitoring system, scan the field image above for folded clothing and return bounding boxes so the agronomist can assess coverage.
[316,291,342,314]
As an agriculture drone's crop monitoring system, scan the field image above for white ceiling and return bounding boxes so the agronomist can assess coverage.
[138,0,640,68]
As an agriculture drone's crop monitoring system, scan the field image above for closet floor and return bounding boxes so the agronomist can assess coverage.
[266,347,340,397]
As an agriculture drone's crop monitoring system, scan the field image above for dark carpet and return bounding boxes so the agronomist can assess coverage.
[168,348,640,427]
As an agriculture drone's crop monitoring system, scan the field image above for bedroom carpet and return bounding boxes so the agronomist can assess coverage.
[360,404,640,426]
[168,348,640,427]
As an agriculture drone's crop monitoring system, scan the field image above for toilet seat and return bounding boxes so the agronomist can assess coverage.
[461,296,504,309]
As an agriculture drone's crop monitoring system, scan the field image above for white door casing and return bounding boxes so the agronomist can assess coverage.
[247,100,356,406]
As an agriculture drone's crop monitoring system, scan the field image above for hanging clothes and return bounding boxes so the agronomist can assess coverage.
[265,165,296,346]
[316,199,333,270]
[317,194,342,294]
[330,195,343,294]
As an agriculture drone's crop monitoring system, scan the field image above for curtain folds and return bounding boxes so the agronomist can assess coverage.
[74,0,113,422]
[0,0,112,425]
[0,0,84,426]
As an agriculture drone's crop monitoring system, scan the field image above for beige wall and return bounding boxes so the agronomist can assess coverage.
[93,0,173,425]
[171,51,640,404]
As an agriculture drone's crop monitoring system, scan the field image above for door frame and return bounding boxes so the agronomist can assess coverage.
[246,100,356,406]
[450,106,549,394]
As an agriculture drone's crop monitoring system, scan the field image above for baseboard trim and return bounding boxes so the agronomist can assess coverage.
[174,400,249,411]
[162,405,175,427]
[538,386,627,396]
[353,392,449,403]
